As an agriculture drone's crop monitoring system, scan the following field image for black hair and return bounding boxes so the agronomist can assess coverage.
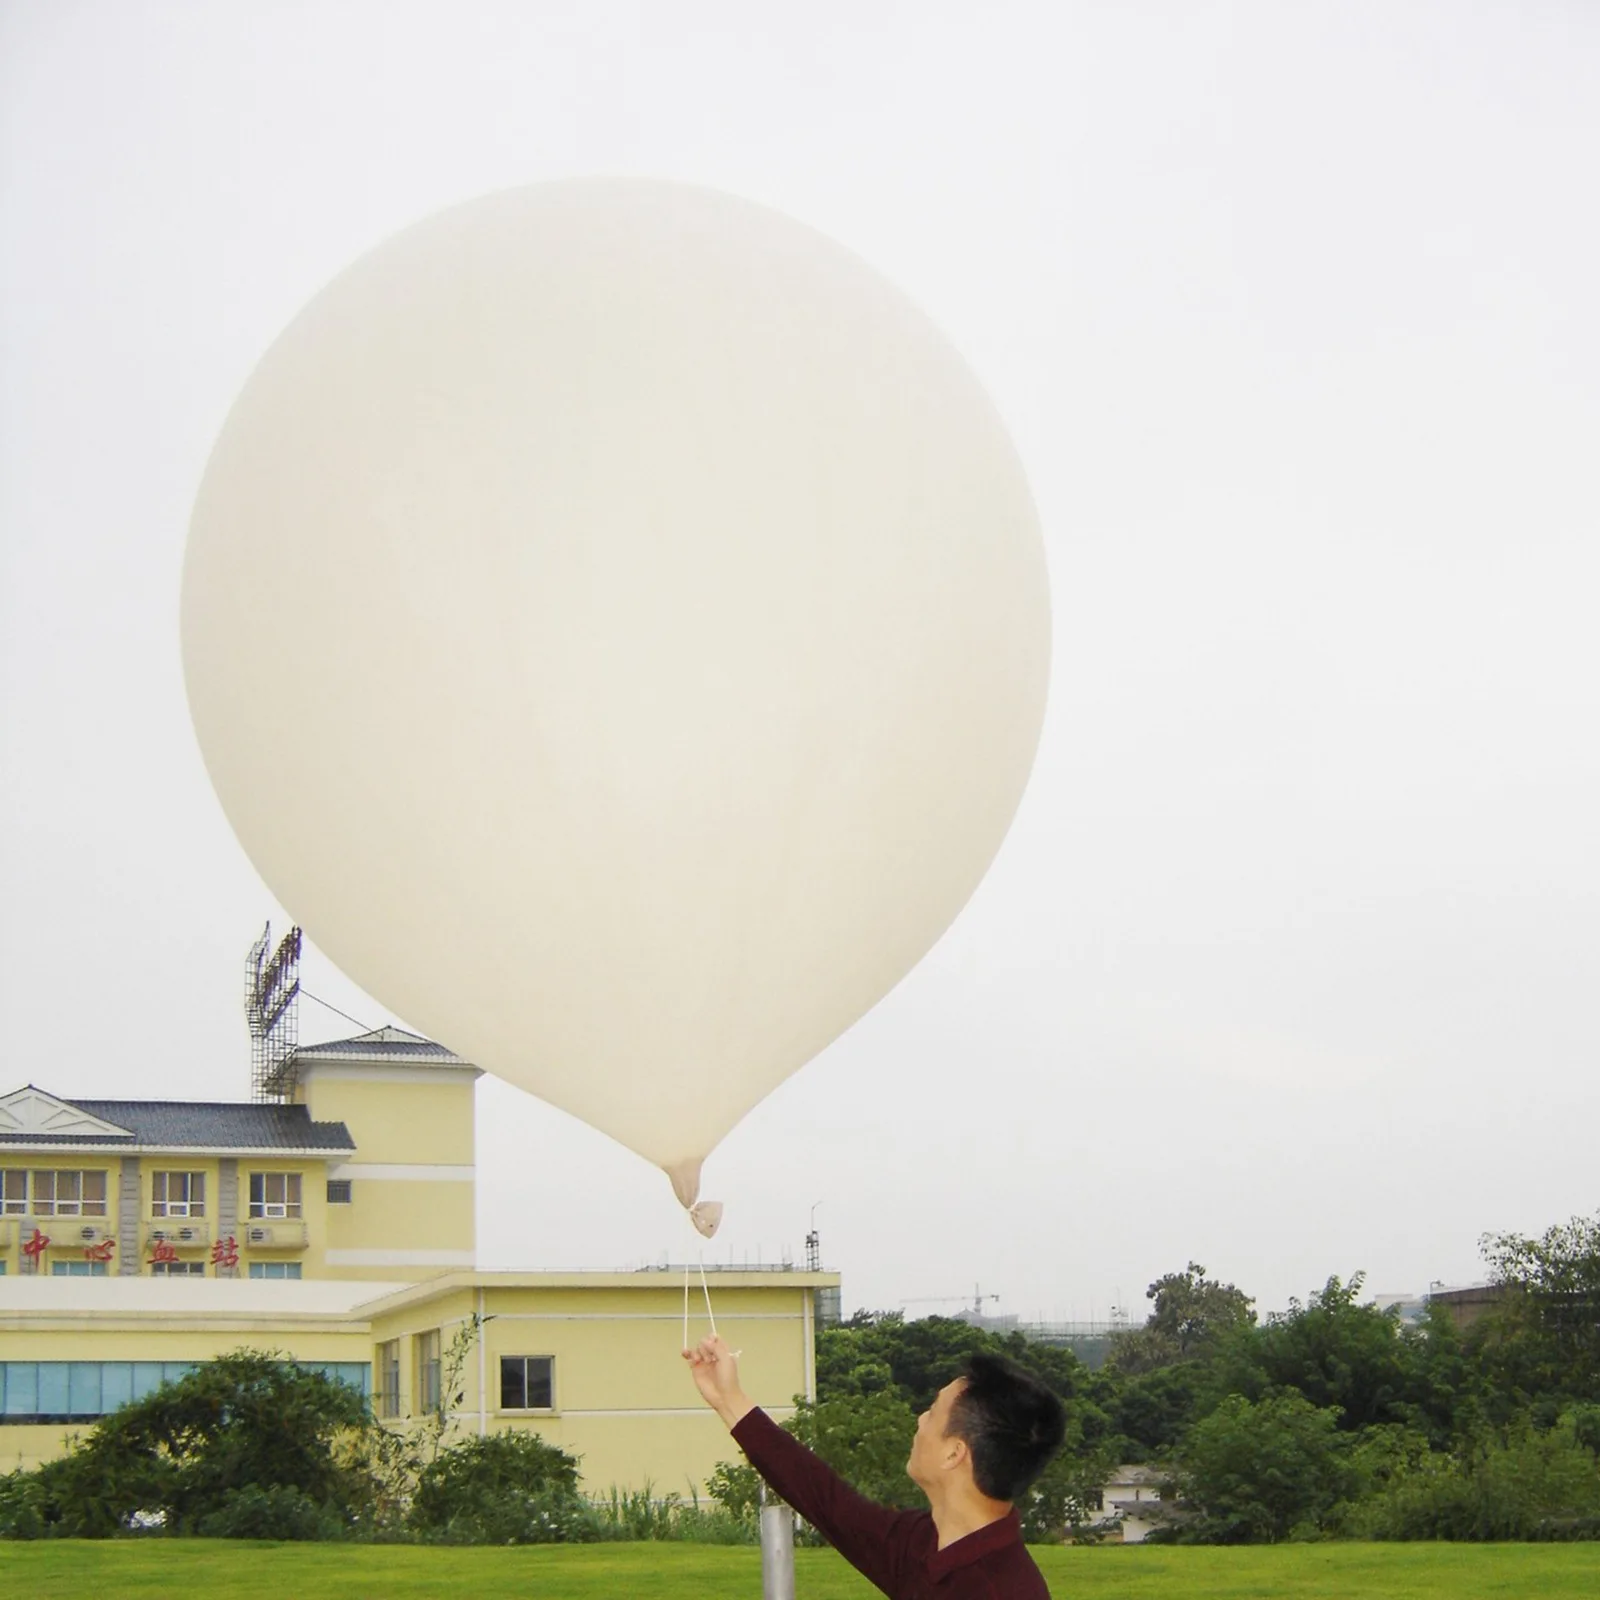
[946,1353,1067,1502]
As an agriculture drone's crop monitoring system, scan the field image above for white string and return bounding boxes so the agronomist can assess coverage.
[682,1258,691,1351]
[698,1252,718,1338]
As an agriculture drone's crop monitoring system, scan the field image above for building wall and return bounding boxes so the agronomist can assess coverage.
[0,1320,373,1472]
[300,1064,477,1278]
[0,1274,829,1492]
[368,1277,818,1494]
[1,1154,338,1279]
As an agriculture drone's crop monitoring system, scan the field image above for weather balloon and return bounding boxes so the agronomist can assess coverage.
[182,179,1050,1224]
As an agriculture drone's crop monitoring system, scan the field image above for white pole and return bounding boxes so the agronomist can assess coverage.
[760,1500,796,1600]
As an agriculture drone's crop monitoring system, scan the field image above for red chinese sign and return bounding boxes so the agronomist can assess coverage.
[85,1238,115,1263]
[211,1234,239,1269]
[22,1227,50,1259]
[148,1239,179,1265]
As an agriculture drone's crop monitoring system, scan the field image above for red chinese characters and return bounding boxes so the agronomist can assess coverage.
[22,1227,50,1260]
[148,1239,180,1265]
[84,1238,115,1263]
[211,1234,239,1270]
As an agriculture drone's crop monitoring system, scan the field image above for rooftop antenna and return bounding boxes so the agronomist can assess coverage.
[805,1202,822,1272]
[245,922,302,1102]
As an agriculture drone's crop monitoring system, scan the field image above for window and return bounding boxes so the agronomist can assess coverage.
[376,1340,401,1419]
[248,1172,302,1219]
[247,1261,302,1280]
[499,1355,554,1411]
[51,1260,110,1277]
[151,1261,205,1277]
[7,1170,108,1217]
[0,1360,363,1423]
[326,1179,352,1205]
[151,1171,206,1218]
[417,1330,441,1414]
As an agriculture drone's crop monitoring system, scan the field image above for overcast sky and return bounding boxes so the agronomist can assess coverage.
[3,1,1597,1326]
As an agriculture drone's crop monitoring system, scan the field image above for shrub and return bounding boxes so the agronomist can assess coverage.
[429,1485,606,1545]
[0,1470,46,1541]
[705,1459,763,1519]
[1347,1414,1600,1541]
[1173,1392,1356,1543]
[196,1483,347,1542]
[409,1430,580,1536]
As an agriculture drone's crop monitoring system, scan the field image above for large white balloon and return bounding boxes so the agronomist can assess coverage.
[183,180,1050,1213]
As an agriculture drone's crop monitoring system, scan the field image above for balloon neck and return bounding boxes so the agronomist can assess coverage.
[664,1160,722,1238]
[664,1159,703,1210]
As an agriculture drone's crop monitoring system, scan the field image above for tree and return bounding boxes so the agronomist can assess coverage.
[1215,1274,1428,1434]
[1106,1263,1254,1377]
[1478,1212,1600,1405]
[1174,1392,1356,1543]
[786,1390,923,1510]
[27,1351,371,1537]
[408,1430,584,1543]
[1106,1363,1202,1459]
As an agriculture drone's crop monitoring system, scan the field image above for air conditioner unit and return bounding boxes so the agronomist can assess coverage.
[176,1226,202,1243]
[247,1226,275,1246]
[149,1227,171,1242]
[78,1225,106,1244]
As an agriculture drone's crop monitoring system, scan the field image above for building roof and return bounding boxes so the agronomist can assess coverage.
[0,1269,842,1325]
[0,1273,402,1321]
[0,1086,353,1154]
[290,1026,468,1065]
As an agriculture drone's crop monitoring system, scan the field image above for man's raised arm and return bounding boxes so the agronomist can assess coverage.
[683,1335,913,1593]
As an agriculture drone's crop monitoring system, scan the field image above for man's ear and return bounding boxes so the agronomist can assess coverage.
[942,1432,970,1473]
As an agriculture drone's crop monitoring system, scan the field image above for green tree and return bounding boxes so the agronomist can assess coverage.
[1174,1391,1355,1543]
[1477,1212,1600,1406]
[1106,1263,1254,1377]
[1214,1275,1428,1434]
[1106,1363,1202,1459]
[786,1390,923,1510]
[409,1430,582,1540]
[26,1351,371,1537]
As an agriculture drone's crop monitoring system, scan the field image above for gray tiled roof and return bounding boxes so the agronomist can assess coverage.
[291,1026,465,1064]
[6,1099,354,1152]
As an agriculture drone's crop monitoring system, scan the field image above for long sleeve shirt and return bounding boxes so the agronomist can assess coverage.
[731,1407,1051,1598]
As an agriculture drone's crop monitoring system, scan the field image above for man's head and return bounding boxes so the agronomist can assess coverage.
[906,1353,1067,1504]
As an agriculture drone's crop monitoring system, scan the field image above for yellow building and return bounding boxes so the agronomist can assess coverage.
[0,1029,836,1487]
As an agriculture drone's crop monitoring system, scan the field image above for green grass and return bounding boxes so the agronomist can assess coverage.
[2,1540,1598,1597]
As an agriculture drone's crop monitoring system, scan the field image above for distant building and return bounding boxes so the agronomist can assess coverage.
[1425,1284,1504,1330]
[1086,1463,1176,1543]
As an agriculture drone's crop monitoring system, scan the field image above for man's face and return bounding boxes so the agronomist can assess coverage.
[907,1376,968,1487]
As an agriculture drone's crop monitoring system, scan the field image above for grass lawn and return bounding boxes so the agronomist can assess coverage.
[4,1539,1599,1597]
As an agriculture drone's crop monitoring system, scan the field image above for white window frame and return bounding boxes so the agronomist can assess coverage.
[247,1261,302,1280]
[248,1171,303,1220]
[22,1170,108,1218]
[151,1170,207,1219]
[150,1260,206,1277]
[499,1354,555,1412]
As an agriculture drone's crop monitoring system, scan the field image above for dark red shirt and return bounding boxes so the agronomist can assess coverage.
[731,1407,1051,1598]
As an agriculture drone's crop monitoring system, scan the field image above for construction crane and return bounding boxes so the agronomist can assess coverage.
[900,1284,1001,1318]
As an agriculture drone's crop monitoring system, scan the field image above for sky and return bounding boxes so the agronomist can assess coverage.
[2,0,1598,1326]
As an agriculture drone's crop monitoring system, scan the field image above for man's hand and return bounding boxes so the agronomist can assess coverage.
[683,1334,757,1430]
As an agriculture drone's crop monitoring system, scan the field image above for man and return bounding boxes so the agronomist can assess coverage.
[685,1334,1066,1597]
